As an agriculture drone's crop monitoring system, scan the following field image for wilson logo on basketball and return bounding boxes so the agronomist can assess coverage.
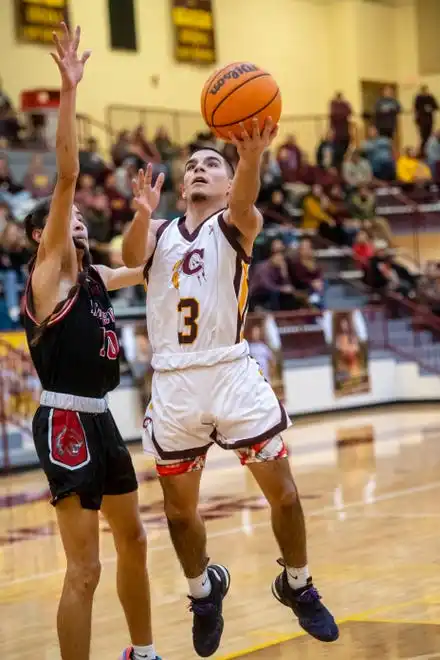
[210,64,258,95]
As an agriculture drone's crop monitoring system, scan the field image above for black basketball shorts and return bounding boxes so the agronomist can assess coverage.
[32,406,138,510]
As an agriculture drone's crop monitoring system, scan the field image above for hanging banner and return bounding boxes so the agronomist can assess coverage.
[171,0,216,65]
[15,0,70,46]
[323,309,370,398]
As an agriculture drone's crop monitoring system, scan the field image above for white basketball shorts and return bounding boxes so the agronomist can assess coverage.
[142,355,291,475]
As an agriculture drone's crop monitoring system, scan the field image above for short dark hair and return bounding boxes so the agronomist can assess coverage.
[24,197,51,246]
[188,147,235,178]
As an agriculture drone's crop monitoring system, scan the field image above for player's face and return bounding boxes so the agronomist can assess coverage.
[71,206,89,249]
[183,150,231,203]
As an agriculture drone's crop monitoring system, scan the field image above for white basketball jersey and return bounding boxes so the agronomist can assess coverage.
[145,210,250,370]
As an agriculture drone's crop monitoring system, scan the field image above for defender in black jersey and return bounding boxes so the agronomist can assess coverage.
[23,23,163,660]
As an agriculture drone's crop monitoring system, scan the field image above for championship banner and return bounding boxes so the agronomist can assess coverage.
[323,309,370,398]
[15,0,70,46]
[171,0,216,65]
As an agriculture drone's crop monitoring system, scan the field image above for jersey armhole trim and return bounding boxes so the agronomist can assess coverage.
[218,213,252,264]
[143,219,172,284]
[24,266,80,329]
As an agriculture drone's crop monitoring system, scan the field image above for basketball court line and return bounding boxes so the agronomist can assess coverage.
[2,478,440,590]
[216,605,440,660]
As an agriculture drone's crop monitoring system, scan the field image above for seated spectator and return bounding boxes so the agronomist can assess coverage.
[248,323,275,382]
[302,184,334,231]
[316,129,336,171]
[277,134,302,182]
[154,126,175,161]
[368,248,417,298]
[426,129,440,180]
[84,188,112,266]
[262,188,296,227]
[79,137,108,181]
[361,126,395,181]
[223,143,239,170]
[342,149,373,189]
[192,131,217,150]
[352,229,374,270]
[130,125,161,164]
[348,186,376,221]
[111,130,132,167]
[288,237,325,309]
[418,261,440,314]
[0,78,21,145]
[396,147,432,186]
[258,149,283,203]
[249,239,300,311]
[75,173,96,208]
[23,154,54,199]
[314,164,340,189]
[0,220,30,324]
[104,171,132,234]
[327,184,350,220]
[0,155,22,195]
[115,157,139,199]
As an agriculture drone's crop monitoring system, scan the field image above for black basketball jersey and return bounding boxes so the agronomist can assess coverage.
[23,265,120,398]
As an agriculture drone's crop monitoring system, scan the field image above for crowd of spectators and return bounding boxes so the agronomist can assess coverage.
[2,83,440,330]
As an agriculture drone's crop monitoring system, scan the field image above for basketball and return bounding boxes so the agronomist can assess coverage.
[201,62,282,141]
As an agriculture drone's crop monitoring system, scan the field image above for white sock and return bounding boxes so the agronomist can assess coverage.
[132,644,156,660]
[286,564,310,590]
[188,569,212,599]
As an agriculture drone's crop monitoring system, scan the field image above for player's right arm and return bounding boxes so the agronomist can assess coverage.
[122,163,165,267]
[31,23,91,320]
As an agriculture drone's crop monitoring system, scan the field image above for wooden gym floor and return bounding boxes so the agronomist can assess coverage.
[2,404,440,659]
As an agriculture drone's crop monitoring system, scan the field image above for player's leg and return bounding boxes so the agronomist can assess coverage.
[100,411,160,660]
[158,458,230,658]
[32,406,104,659]
[101,492,159,660]
[238,439,338,642]
[55,496,101,660]
[239,439,307,567]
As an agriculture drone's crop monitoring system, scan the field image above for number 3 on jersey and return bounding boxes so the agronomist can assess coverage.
[178,298,199,345]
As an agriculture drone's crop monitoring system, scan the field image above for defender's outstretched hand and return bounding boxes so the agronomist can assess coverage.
[228,117,279,162]
[132,164,165,218]
[51,23,91,90]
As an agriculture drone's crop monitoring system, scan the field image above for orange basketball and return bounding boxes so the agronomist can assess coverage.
[201,62,282,141]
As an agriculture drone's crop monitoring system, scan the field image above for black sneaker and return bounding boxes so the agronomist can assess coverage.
[188,564,231,657]
[272,560,339,642]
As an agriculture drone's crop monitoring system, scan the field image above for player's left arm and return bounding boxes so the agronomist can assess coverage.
[94,265,144,291]
[224,117,278,252]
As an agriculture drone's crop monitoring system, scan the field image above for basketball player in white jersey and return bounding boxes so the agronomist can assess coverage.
[122,119,339,657]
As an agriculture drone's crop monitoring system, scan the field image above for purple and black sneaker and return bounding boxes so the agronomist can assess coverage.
[188,564,231,657]
[272,560,339,642]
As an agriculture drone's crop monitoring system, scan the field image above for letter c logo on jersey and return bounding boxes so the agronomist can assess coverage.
[172,249,206,289]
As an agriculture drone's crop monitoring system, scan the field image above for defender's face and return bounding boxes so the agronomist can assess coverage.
[71,206,89,249]
[183,150,231,202]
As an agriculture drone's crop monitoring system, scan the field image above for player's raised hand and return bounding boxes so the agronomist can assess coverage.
[132,164,165,218]
[228,117,279,162]
[51,23,91,91]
